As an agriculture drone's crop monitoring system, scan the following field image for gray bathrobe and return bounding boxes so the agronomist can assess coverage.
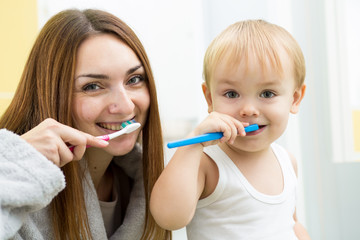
[0,129,146,240]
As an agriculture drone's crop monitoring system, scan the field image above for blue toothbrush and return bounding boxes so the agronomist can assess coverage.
[167,124,259,149]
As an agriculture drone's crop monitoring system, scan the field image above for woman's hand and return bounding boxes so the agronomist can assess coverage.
[192,112,248,147]
[21,118,108,167]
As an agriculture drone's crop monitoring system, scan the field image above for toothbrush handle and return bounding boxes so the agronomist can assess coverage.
[244,124,259,132]
[166,124,259,149]
[167,132,223,149]
[98,135,110,141]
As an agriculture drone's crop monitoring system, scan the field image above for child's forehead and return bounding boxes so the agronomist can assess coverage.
[214,47,288,79]
[203,20,305,89]
[211,56,297,92]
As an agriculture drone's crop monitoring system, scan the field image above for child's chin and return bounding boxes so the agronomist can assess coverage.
[233,140,268,152]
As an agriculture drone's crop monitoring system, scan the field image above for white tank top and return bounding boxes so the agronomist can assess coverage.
[186,143,298,240]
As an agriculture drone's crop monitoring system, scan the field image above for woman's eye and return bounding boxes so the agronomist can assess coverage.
[127,75,145,85]
[260,90,276,98]
[82,83,101,91]
[224,91,239,98]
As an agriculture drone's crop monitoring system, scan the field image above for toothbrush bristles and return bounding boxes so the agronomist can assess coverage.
[121,120,136,129]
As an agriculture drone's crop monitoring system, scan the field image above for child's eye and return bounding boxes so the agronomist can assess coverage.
[224,91,239,98]
[82,83,101,91]
[260,90,276,98]
[127,75,145,85]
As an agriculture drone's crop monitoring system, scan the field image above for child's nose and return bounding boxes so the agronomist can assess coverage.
[108,88,135,114]
[239,100,259,117]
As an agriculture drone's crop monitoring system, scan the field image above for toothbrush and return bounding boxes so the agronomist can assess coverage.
[167,124,259,149]
[69,120,141,152]
[96,120,141,141]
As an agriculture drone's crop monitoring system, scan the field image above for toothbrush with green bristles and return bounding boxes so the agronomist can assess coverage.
[69,120,140,152]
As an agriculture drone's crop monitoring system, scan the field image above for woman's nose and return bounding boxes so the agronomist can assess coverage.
[108,88,135,114]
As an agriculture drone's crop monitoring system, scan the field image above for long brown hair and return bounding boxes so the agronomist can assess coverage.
[0,9,170,240]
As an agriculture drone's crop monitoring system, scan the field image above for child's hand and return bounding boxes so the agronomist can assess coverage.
[192,112,248,147]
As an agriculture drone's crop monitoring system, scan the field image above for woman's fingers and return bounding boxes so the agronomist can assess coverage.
[67,133,109,161]
[21,118,108,167]
[58,140,76,167]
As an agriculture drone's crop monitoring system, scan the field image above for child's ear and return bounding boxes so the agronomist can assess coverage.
[290,84,306,114]
[202,82,213,113]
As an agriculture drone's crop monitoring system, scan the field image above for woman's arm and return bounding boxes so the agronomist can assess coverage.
[0,118,109,239]
[0,128,65,239]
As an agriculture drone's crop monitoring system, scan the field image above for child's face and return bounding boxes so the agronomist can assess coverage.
[203,50,305,152]
[72,34,150,156]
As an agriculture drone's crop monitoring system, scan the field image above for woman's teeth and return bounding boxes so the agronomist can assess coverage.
[98,123,123,131]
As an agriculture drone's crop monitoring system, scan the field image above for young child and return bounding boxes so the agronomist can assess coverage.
[150,20,311,239]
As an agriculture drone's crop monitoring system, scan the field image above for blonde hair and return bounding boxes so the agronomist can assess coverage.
[0,9,170,240]
[203,19,305,89]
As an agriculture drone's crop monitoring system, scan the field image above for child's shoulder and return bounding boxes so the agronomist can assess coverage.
[199,146,221,199]
[271,142,298,177]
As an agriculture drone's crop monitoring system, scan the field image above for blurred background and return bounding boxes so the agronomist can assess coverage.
[1,0,359,239]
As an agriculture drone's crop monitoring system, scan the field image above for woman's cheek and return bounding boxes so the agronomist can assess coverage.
[72,97,100,130]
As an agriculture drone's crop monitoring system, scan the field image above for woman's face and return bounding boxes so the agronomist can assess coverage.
[72,33,150,156]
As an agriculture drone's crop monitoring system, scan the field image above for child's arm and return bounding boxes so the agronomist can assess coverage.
[294,213,311,240]
[150,112,245,230]
[288,152,312,240]
[150,143,205,230]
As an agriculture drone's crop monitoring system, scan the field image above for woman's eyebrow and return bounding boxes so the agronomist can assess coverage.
[75,73,109,80]
[126,64,143,75]
[75,64,143,80]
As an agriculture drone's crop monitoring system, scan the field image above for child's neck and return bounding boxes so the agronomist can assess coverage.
[218,142,283,196]
[218,142,272,163]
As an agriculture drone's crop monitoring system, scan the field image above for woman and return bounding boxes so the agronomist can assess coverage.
[0,9,170,239]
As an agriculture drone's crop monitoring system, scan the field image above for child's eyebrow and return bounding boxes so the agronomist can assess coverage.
[217,78,238,85]
[259,78,283,86]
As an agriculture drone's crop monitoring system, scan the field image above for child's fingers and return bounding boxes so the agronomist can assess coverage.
[236,121,249,137]
[223,115,249,138]
[216,114,241,143]
[193,111,251,146]
[216,114,252,144]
